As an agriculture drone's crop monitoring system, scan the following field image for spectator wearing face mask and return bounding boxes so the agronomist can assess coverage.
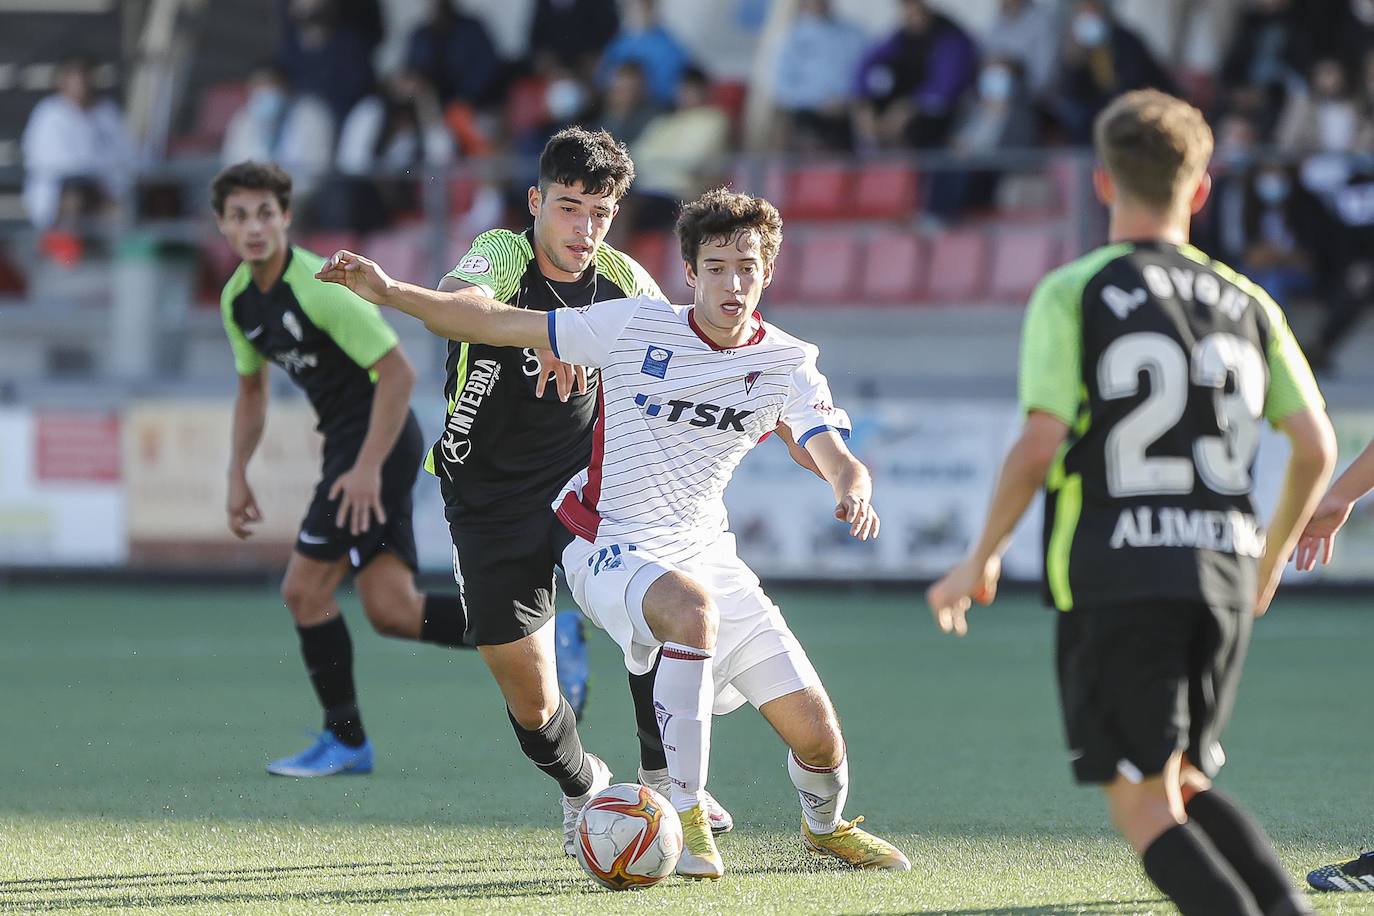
[1048,0,1175,144]
[276,0,377,124]
[596,0,690,108]
[853,0,979,150]
[404,0,504,107]
[924,57,1039,224]
[1276,58,1374,155]
[770,0,868,151]
[221,64,335,195]
[1238,164,1322,307]
[979,0,1060,99]
[593,60,661,145]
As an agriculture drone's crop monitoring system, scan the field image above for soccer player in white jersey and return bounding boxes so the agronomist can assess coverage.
[315,187,910,879]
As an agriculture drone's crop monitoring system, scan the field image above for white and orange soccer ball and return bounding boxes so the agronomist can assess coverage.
[574,782,683,890]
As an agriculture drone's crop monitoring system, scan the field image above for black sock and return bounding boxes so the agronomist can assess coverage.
[1187,790,1313,916]
[1141,823,1262,916]
[629,661,668,771]
[507,698,592,797]
[297,616,366,747]
[419,593,469,648]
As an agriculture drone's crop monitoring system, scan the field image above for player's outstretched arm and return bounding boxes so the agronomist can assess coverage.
[1258,408,1336,613]
[227,367,268,540]
[774,422,824,480]
[926,410,1068,636]
[803,431,879,541]
[1295,435,1374,571]
[316,250,552,350]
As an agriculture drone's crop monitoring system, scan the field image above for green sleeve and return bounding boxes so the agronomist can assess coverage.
[220,269,265,376]
[595,243,665,300]
[1018,271,1083,425]
[289,254,399,370]
[1256,290,1325,424]
[445,229,530,300]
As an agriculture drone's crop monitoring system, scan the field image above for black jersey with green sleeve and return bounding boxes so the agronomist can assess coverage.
[1019,240,1324,612]
[221,246,399,443]
[430,228,664,521]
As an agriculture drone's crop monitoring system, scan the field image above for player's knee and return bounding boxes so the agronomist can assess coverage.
[281,579,326,620]
[644,574,718,650]
[791,712,844,769]
[362,599,410,638]
[508,695,560,731]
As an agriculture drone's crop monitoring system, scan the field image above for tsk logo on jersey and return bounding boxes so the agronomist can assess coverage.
[439,358,501,465]
[640,346,673,379]
[634,393,754,431]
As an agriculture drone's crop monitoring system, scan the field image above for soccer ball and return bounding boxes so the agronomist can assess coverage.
[574,782,683,890]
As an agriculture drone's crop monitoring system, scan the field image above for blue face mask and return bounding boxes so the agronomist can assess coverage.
[249,88,286,122]
[978,67,1015,101]
[1073,13,1108,47]
[1255,173,1290,204]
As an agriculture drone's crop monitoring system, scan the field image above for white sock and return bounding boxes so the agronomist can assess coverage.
[654,642,714,814]
[788,750,848,834]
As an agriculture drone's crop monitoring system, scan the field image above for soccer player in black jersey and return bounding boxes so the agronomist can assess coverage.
[928,91,1336,915]
[213,161,470,778]
[426,128,730,850]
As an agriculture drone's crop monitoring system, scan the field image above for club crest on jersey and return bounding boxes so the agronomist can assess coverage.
[641,346,673,379]
[744,370,762,394]
[282,310,304,341]
[457,254,491,275]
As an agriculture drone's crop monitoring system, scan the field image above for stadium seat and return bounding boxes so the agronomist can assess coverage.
[784,163,850,221]
[627,231,670,282]
[853,163,919,220]
[988,229,1057,303]
[859,230,926,304]
[300,232,362,260]
[924,230,989,303]
[167,81,248,157]
[364,225,431,287]
[794,232,860,304]
[763,244,796,306]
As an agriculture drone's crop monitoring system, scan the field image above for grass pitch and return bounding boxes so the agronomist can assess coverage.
[2,584,1372,914]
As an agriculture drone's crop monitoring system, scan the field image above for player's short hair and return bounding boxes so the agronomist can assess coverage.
[538,126,635,201]
[210,161,293,216]
[676,187,784,267]
[1094,89,1213,210]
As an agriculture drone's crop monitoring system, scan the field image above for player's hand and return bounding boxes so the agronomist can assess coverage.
[533,349,589,402]
[1293,491,1354,571]
[315,250,397,306]
[835,493,880,540]
[330,462,387,537]
[926,555,1001,637]
[226,473,262,540]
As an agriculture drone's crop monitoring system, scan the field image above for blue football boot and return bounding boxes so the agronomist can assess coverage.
[266,731,374,777]
[555,609,590,721]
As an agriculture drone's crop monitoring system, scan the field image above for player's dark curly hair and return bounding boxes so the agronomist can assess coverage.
[210,161,292,216]
[538,127,635,200]
[675,187,784,267]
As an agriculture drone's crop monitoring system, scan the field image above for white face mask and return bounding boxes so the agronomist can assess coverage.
[248,87,286,122]
[978,66,1015,101]
[545,79,586,121]
[1073,13,1108,47]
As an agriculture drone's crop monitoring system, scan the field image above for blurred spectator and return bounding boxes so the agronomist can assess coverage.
[21,58,135,230]
[853,0,979,150]
[593,61,661,145]
[1311,0,1374,78]
[596,0,690,108]
[404,0,503,107]
[511,66,595,158]
[1275,58,1373,155]
[277,0,377,123]
[626,66,731,232]
[925,58,1039,224]
[770,0,867,152]
[1235,162,1321,305]
[980,0,1061,98]
[1218,0,1309,133]
[221,65,334,194]
[529,0,620,75]
[324,71,455,232]
[1048,0,1175,144]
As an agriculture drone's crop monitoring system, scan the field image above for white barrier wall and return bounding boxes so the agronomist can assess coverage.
[4,398,1372,584]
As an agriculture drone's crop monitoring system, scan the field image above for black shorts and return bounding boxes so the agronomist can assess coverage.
[295,411,424,572]
[448,509,574,646]
[1055,600,1250,785]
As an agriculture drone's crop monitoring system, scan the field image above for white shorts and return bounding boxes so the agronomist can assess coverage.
[561,533,821,715]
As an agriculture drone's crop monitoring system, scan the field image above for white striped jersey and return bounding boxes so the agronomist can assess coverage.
[548,296,850,564]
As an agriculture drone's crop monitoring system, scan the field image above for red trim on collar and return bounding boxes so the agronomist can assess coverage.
[687,308,767,350]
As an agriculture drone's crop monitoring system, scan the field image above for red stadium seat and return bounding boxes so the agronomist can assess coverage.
[364,226,431,286]
[853,163,919,220]
[784,163,850,221]
[794,232,860,303]
[924,230,989,303]
[988,229,1057,303]
[300,232,362,260]
[168,81,248,157]
[627,231,670,283]
[763,244,796,306]
[859,230,926,304]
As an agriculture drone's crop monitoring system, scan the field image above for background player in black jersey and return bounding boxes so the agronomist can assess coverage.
[928,91,1336,916]
[1292,437,1374,892]
[426,128,730,850]
[213,161,470,778]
